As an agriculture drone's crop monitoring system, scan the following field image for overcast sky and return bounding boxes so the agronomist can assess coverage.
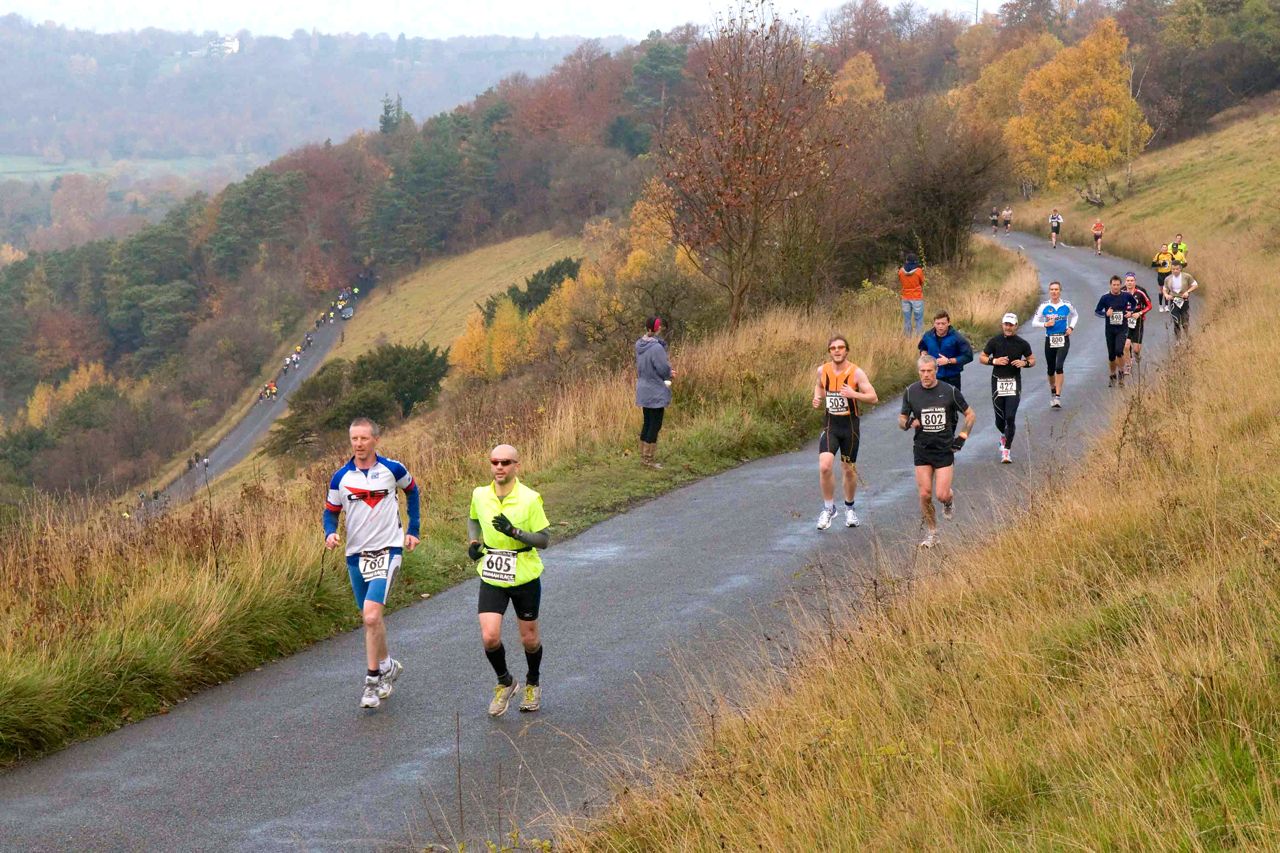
[10,0,982,40]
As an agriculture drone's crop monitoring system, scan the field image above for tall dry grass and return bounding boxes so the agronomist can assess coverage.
[0,241,1035,763]
[566,146,1280,847]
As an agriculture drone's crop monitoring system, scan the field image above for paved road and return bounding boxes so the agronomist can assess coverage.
[0,237,1173,851]
[162,311,352,504]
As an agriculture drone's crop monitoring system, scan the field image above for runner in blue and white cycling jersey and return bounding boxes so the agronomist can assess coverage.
[1031,280,1078,408]
[324,417,421,709]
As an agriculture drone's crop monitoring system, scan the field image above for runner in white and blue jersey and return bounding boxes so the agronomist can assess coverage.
[1031,281,1078,408]
[323,417,421,709]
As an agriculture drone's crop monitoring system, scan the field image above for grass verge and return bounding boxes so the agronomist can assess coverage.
[0,240,1034,765]
[565,103,1280,849]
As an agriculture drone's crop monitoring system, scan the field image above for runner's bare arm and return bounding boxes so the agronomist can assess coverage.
[960,406,976,437]
[812,367,824,407]
[847,368,878,404]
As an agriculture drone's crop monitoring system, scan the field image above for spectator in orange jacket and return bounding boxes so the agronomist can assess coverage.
[898,253,925,336]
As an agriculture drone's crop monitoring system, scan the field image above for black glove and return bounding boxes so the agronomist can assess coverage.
[492,513,516,537]
[951,434,967,452]
[468,541,486,561]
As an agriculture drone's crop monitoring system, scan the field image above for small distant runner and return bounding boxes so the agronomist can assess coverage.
[323,417,420,709]
[1001,205,1013,235]
[812,335,879,530]
[1151,243,1174,311]
[1031,281,1078,409]
[1048,209,1063,248]
[900,355,975,548]
[1092,219,1105,255]
[1161,260,1198,340]
[917,311,974,391]
[1122,273,1152,376]
[468,445,551,716]
[989,207,1000,236]
[979,313,1035,464]
[1170,234,1188,267]
[1095,275,1137,387]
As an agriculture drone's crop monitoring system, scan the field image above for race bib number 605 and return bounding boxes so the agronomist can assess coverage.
[481,549,518,584]
[359,549,390,582]
[920,407,947,432]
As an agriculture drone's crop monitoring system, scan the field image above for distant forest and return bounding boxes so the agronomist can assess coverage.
[0,14,620,162]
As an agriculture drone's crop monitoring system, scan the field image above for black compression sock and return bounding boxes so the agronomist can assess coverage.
[367,668,380,678]
[485,645,512,686]
[844,500,855,508]
[525,645,543,686]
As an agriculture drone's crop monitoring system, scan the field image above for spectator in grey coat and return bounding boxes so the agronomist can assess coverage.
[635,316,674,469]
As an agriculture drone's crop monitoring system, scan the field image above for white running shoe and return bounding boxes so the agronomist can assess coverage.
[376,659,403,700]
[919,530,938,548]
[360,676,381,709]
[1001,447,1012,464]
[489,681,520,716]
[942,499,954,520]
[844,508,860,528]
[816,508,834,530]
[1051,395,1061,408]
[519,684,542,713]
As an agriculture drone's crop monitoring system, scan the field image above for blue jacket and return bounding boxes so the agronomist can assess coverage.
[918,327,973,381]
[635,335,673,408]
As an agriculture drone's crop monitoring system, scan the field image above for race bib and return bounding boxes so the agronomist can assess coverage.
[358,549,390,582]
[480,549,518,584]
[1109,312,1124,325]
[1173,297,1185,308]
[995,377,1018,397]
[825,392,850,415]
[920,407,947,432]
[1127,316,1138,329]
[1048,334,1065,349]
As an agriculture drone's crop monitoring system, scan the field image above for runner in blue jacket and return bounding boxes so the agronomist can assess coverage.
[917,311,973,391]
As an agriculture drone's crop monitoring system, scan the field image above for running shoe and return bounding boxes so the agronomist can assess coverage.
[376,658,403,700]
[816,508,834,531]
[519,684,542,713]
[1108,376,1116,388]
[1001,447,1012,464]
[942,499,954,520]
[1051,395,1061,408]
[1118,373,1126,387]
[918,530,938,548]
[360,675,381,709]
[489,681,520,716]
[844,508,860,528]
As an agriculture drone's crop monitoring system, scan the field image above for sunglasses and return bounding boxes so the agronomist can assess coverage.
[490,459,517,466]
[829,345,847,351]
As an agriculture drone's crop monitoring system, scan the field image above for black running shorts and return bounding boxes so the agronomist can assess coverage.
[913,444,954,469]
[478,577,542,622]
[819,418,860,463]
[1105,326,1128,361]
[1127,320,1145,344]
[1044,334,1070,375]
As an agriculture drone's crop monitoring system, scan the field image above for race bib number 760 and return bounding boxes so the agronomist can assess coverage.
[359,549,390,582]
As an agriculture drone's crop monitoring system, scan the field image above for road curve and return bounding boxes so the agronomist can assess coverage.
[0,236,1173,850]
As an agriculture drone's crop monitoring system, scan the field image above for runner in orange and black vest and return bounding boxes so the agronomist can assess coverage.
[812,334,879,530]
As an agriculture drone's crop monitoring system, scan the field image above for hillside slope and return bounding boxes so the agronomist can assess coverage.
[572,100,1280,849]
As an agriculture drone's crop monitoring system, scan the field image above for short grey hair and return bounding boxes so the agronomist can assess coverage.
[349,417,381,437]
[917,354,937,369]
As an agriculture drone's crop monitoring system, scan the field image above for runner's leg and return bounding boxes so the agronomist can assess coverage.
[363,601,388,673]
[841,460,857,503]
[933,464,954,506]
[819,450,836,505]
[915,465,937,531]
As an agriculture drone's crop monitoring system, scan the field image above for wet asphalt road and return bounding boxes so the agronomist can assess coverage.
[0,236,1173,851]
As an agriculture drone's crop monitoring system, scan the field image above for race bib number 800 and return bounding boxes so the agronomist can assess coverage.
[1048,334,1065,348]
[920,407,947,432]
[480,549,518,584]
[359,549,390,582]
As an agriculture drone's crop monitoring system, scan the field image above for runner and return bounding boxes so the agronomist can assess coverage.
[1151,243,1173,311]
[323,417,420,709]
[1162,260,1199,340]
[900,355,976,548]
[1001,205,1013,235]
[812,335,879,530]
[917,311,974,391]
[989,207,999,236]
[1031,281,1078,408]
[1048,209,1063,248]
[1095,275,1137,387]
[979,313,1035,464]
[1122,272,1153,375]
[468,445,551,716]
[1171,234,1188,267]
[1092,219,1105,255]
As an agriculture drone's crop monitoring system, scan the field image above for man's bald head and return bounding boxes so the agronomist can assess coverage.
[490,444,519,462]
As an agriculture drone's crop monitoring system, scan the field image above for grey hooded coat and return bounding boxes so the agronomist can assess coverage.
[635,335,672,408]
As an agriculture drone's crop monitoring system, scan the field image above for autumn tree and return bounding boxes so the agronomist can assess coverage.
[1005,19,1152,202]
[663,3,840,330]
[831,52,886,106]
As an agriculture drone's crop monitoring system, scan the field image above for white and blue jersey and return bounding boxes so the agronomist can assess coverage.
[323,455,421,556]
[1032,300,1078,336]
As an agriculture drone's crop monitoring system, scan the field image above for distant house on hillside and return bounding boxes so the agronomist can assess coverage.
[208,36,240,57]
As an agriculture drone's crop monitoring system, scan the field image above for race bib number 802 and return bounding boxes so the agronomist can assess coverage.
[920,407,947,432]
